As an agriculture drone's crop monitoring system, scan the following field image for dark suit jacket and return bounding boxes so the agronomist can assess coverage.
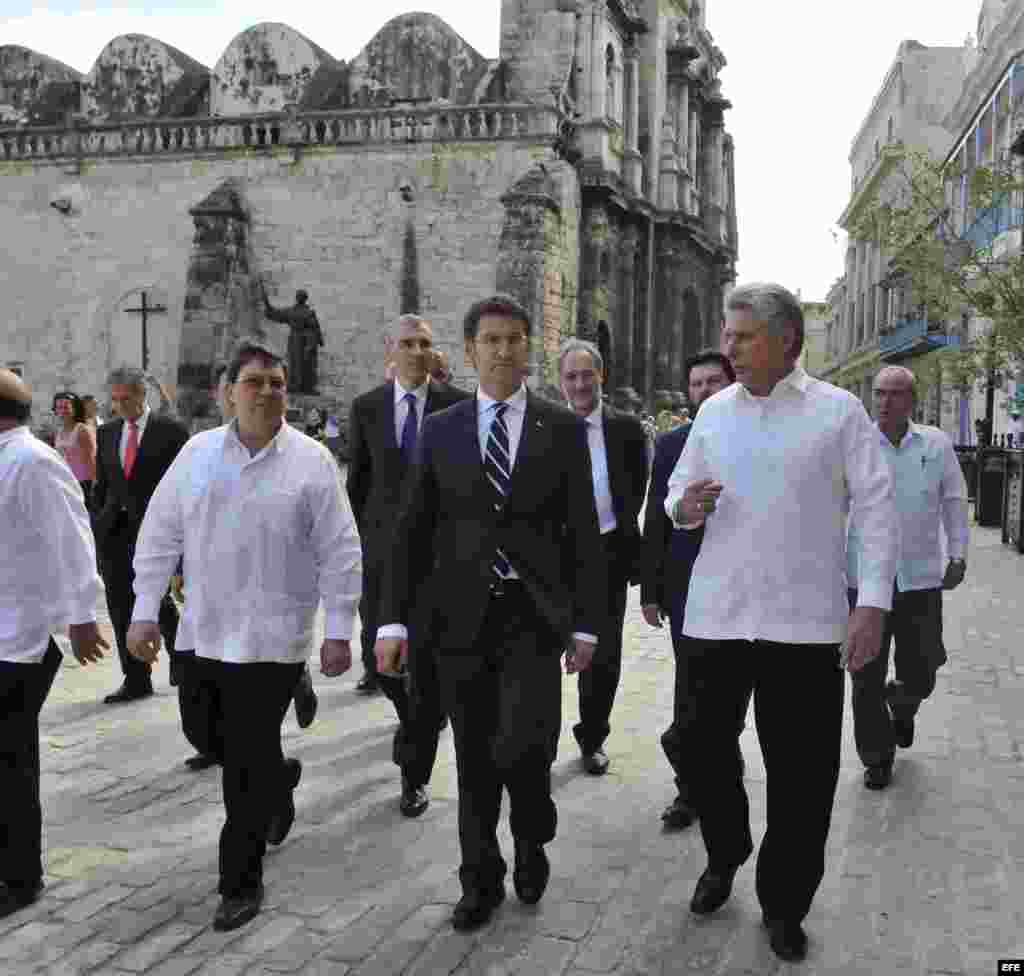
[381,391,606,652]
[347,380,471,570]
[641,423,704,611]
[91,413,189,554]
[599,405,650,586]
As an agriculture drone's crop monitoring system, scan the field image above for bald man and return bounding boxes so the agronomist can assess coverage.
[0,370,108,919]
[847,366,968,790]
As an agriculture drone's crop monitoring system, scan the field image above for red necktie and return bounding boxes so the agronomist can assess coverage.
[123,420,139,478]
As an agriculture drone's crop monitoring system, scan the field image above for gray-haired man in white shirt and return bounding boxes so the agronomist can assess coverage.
[0,369,108,920]
[127,341,362,933]
[665,283,899,962]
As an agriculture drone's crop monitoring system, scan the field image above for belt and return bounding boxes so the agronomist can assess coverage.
[489,578,525,599]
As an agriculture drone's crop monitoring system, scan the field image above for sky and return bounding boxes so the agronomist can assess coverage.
[3,0,983,301]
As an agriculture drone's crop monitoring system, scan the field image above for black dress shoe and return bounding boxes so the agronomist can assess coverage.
[661,795,697,830]
[451,886,505,931]
[212,890,263,931]
[293,666,318,730]
[512,840,550,905]
[763,917,808,962]
[355,673,380,695]
[103,683,154,705]
[689,866,737,915]
[400,777,429,818]
[185,753,219,772]
[864,763,893,790]
[581,749,610,775]
[0,880,43,920]
[892,715,915,749]
[267,759,302,846]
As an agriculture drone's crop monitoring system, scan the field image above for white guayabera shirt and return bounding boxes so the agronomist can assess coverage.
[132,421,362,664]
[0,426,102,663]
[665,367,900,645]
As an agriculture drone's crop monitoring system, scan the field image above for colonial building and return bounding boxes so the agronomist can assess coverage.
[824,40,964,430]
[0,0,737,428]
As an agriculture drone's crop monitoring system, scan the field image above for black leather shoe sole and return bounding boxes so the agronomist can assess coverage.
[185,753,219,771]
[452,887,505,931]
[400,785,429,818]
[212,893,262,931]
[103,685,154,705]
[513,844,550,905]
[689,867,736,914]
[864,764,893,790]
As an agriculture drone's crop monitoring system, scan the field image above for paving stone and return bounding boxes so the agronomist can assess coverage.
[109,923,200,971]
[234,914,307,955]
[100,901,181,943]
[55,883,134,923]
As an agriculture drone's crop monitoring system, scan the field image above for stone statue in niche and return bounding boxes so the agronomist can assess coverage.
[260,280,325,394]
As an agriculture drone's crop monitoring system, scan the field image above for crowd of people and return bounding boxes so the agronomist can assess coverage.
[0,281,969,962]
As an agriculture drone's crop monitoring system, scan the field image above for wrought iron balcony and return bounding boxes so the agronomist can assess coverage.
[878,318,961,359]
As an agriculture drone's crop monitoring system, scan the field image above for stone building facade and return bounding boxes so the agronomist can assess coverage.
[0,0,737,427]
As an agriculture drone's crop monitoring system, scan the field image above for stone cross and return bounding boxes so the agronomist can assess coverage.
[124,291,168,371]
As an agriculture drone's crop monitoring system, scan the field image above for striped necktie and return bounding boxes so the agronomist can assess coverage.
[483,403,512,579]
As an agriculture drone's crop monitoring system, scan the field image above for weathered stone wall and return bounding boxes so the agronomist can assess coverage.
[0,46,82,126]
[0,139,559,415]
[348,13,490,106]
[82,35,209,122]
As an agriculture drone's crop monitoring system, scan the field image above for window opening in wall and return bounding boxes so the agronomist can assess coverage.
[605,45,616,121]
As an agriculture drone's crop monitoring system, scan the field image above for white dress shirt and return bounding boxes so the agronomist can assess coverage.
[665,367,899,644]
[132,421,362,664]
[848,421,968,592]
[118,405,151,467]
[394,380,429,446]
[581,402,618,534]
[378,384,596,644]
[0,426,103,663]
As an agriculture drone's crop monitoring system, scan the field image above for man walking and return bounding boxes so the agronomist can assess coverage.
[666,283,898,962]
[642,350,736,828]
[127,341,362,931]
[558,338,648,775]
[92,366,189,703]
[376,294,604,932]
[0,369,108,919]
[848,365,969,790]
[347,314,470,816]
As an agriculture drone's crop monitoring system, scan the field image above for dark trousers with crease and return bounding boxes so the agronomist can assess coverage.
[848,586,944,768]
[0,639,62,887]
[440,584,562,895]
[687,637,844,923]
[188,657,302,898]
[573,535,629,755]
[361,565,440,789]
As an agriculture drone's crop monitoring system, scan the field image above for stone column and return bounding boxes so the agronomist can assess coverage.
[658,117,679,211]
[623,43,643,195]
[616,227,640,399]
[688,95,700,215]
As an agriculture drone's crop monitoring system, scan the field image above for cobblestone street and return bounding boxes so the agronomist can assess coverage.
[4,523,1021,976]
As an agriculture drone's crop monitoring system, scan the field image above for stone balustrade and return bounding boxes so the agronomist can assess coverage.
[0,103,560,163]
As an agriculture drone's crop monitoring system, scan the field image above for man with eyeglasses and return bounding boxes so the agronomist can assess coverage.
[127,340,362,932]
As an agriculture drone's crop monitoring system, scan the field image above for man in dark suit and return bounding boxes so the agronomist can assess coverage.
[376,294,605,932]
[642,350,737,828]
[92,366,188,703]
[558,338,648,775]
[347,315,470,817]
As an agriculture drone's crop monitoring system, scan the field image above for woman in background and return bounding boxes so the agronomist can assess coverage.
[53,392,97,506]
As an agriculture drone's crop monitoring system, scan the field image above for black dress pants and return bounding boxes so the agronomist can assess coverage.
[188,657,302,898]
[176,651,224,758]
[440,584,563,895]
[0,639,62,887]
[687,637,844,924]
[361,565,439,789]
[849,586,944,768]
[573,538,628,756]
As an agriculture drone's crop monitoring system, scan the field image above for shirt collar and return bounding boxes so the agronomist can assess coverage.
[226,418,290,457]
[877,420,920,449]
[394,379,429,403]
[584,402,604,426]
[125,405,150,429]
[736,366,809,401]
[477,383,528,414]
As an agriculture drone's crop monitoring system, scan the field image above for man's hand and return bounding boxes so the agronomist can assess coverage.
[374,637,408,677]
[642,604,664,629]
[942,559,967,591]
[320,639,352,677]
[673,478,723,524]
[69,622,108,665]
[564,639,596,674]
[127,621,161,664]
[845,606,886,673]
